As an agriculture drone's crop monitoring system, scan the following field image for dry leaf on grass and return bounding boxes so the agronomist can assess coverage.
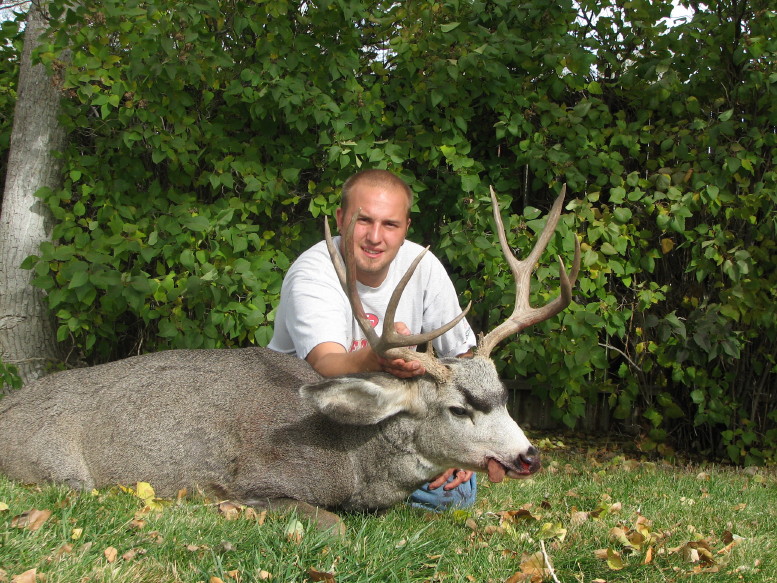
[505,551,550,583]
[10,569,36,583]
[104,546,118,563]
[218,501,243,520]
[307,568,336,582]
[11,509,52,531]
[284,518,305,543]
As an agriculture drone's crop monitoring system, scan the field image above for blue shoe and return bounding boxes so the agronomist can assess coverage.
[408,473,477,512]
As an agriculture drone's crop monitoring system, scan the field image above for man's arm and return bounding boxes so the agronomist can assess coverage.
[306,338,426,378]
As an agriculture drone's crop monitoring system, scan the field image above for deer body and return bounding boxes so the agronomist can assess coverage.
[0,346,533,512]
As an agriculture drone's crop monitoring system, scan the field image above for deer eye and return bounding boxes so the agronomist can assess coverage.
[449,406,469,417]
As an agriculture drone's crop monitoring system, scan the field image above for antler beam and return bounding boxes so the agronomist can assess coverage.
[476,185,581,358]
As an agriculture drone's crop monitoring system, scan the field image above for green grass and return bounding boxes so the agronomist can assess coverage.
[1,436,775,582]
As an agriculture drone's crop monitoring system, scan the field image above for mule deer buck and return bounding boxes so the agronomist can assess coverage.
[0,186,580,531]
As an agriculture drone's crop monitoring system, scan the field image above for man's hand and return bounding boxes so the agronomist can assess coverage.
[377,322,425,378]
[428,468,474,491]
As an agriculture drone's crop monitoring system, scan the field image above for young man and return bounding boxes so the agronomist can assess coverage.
[268,169,477,510]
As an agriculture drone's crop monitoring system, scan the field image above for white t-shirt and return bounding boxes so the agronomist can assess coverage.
[268,237,475,359]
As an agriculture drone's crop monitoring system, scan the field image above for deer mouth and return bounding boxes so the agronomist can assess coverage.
[486,454,541,483]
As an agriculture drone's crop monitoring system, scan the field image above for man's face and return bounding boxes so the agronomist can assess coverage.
[335,183,411,288]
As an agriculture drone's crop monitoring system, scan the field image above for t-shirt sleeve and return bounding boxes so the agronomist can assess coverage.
[268,249,351,359]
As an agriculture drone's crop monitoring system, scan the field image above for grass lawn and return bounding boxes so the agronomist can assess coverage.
[1,435,774,582]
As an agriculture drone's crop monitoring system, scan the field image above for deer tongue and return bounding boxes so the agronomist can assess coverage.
[487,458,507,483]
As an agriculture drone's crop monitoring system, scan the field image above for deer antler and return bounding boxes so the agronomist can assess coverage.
[324,210,471,381]
[476,185,581,359]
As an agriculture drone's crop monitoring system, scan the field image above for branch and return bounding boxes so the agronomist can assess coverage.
[598,342,642,372]
[540,540,562,583]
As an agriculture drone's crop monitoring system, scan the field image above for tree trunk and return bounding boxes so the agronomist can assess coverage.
[0,0,67,387]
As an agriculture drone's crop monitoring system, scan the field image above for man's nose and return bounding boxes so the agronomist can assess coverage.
[365,223,382,243]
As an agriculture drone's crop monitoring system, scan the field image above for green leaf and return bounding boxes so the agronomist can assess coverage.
[612,207,632,224]
[182,216,211,232]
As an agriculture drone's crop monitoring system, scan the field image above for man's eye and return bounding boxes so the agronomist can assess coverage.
[449,406,468,417]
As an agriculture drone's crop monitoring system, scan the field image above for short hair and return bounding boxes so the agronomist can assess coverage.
[341,169,414,216]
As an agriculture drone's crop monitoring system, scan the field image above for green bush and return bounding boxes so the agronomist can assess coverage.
[11,0,775,462]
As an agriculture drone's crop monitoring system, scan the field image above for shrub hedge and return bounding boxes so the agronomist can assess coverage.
[1,0,774,463]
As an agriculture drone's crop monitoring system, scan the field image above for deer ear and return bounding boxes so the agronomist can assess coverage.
[300,377,424,425]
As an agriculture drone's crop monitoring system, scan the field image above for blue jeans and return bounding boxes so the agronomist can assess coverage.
[408,473,477,512]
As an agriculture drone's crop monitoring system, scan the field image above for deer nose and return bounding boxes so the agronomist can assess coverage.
[519,446,541,473]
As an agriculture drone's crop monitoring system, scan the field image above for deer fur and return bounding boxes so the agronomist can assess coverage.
[0,347,536,529]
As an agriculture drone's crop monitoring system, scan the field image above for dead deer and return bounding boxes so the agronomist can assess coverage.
[0,186,580,531]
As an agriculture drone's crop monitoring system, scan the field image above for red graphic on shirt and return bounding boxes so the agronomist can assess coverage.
[350,313,379,352]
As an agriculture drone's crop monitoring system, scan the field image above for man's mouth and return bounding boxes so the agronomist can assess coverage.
[361,247,383,259]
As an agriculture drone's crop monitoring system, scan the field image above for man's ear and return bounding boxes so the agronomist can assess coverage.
[300,377,424,425]
[335,207,345,233]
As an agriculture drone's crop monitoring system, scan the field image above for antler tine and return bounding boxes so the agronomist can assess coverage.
[324,215,381,351]
[476,185,581,358]
[324,209,471,367]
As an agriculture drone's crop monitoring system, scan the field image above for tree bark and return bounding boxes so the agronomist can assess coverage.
[0,0,67,386]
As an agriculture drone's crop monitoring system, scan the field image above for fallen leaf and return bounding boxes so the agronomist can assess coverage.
[537,522,567,542]
[570,511,589,526]
[226,569,241,581]
[122,548,146,561]
[136,481,155,500]
[12,509,52,531]
[10,569,36,583]
[104,546,118,563]
[219,501,243,521]
[0,501,9,512]
[284,518,304,543]
[257,570,272,580]
[52,543,74,560]
[133,481,165,512]
[244,507,267,524]
[499,508,538,523]
[520,551,550,582]
[606,548,625,570]
[307,568,336,582]
[210,578,226,583]
[71,527,83,540]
